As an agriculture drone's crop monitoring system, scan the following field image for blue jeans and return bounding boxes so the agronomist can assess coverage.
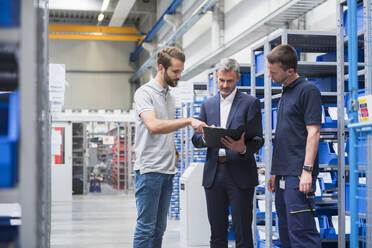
[133,171,174,248]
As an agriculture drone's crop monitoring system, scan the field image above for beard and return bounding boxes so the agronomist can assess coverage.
[164,70,178,87]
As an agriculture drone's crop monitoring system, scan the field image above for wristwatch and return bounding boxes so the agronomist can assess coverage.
[303,165,313,172]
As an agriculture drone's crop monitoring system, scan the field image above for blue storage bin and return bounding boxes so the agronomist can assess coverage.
[316,50,364,63]
[344,2,364,36]
[0,92,19,188]
[317,215,328,239]
[321,105,338,128]
[242,73,251,86]
[322,171,337,189]
[315,177,325,201]
[0,0,20,27]
[318,142,338,165]
[272,107,277,130]
[255,52,265,74]
[309,77,337,92]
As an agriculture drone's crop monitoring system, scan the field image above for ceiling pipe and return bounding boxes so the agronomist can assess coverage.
[130,0,184,62]
[130,0,218,83]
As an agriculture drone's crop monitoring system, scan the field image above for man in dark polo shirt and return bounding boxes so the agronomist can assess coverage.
[266,44,322,248]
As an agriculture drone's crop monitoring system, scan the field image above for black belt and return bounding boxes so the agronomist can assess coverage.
[218,156,227,163]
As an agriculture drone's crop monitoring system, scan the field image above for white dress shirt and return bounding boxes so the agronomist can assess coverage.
[219,88,237,156]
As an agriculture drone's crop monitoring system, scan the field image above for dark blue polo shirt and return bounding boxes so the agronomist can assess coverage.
[271,76,322,177]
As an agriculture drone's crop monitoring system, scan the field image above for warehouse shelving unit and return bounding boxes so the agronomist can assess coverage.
[0,0,50,247]
[107,122,135,192]
[171,85,208,219]
[337,0,372,247]
[250,29,343,247]
[181,0,329,81]
[72,122,87,195]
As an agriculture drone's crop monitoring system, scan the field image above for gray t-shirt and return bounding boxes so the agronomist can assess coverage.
[133,80,176,175]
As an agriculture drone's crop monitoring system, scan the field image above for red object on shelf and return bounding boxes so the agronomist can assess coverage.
[54,127,63,165]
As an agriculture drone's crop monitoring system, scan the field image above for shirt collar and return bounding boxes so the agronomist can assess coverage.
[148,79,168,94]
[283,76,304,92]
[220,87,237,103]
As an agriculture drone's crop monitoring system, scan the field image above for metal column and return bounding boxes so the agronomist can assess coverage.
[336,1,346,247]
[19,0,44,247]
[263,40,273,247]
[364,0,372,245]
[346,0,359,247]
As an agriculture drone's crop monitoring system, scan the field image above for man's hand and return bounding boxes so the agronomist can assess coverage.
[268,175,276,193]
[221,132,246,153]
[190,118,207,133]
[299,170,312,194]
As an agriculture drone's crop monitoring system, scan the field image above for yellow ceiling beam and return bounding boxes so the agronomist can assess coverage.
[49,24,140,35]
[49,33,146,42]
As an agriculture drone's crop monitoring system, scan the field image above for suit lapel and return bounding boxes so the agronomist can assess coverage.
[214,94,221,126]
[226,91,241,128]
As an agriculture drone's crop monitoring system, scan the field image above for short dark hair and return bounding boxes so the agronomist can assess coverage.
[157,47,185,70]
[266,44,298,72]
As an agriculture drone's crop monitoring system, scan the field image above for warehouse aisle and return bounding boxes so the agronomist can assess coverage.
[51,184,180,248]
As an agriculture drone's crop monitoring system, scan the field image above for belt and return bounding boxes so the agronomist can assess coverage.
[218,156,227,163]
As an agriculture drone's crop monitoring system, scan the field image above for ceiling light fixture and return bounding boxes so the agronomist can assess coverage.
[101,0,110,12]
[98,13,105,22]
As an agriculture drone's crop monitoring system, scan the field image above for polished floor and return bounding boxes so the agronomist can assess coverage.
[51,184,181,248]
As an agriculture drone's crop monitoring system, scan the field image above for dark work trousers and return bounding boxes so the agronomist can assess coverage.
[204,162,254,248]
[275,175,321,248]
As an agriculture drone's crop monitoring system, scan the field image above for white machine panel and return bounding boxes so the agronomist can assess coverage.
[180,162,210,247]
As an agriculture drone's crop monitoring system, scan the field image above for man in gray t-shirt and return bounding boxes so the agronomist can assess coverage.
[133,47,206,248]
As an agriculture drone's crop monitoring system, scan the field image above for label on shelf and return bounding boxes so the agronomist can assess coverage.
[10,218,21,226]
[318,172,332,184]
[358,95,372,122]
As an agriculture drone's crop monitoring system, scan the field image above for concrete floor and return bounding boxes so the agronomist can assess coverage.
[51,184,181,248]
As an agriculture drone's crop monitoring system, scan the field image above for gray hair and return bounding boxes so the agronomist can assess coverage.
[216,58,240,76]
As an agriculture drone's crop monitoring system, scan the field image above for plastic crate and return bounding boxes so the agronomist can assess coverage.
[241,73,251,86]
[255,52,265,75]
[321,105,338,128]
[316,50,364,63]
[309,77,337,92]
[0,0,20,27]
[272,107,277,130]
[318,142,338,165]
[317,215,329,239]
[0,92,19,188]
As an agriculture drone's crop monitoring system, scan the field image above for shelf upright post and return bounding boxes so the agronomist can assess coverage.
[346,0,359,247]
[83,123,88,195]
[251,48,256,97]
[263,39,273,247]
[41,0,51,246]
[336,1,346,247]
[19,0,45,246]
[363,0,372,244]
[128,122,133,191]
[117,123,120,191]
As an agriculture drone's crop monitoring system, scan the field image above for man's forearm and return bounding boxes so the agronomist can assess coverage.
[304,127,320,166]
[147,118,192,134]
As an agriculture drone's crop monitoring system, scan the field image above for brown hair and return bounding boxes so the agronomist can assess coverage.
[157,47,185,69]
[266,44,298,72]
